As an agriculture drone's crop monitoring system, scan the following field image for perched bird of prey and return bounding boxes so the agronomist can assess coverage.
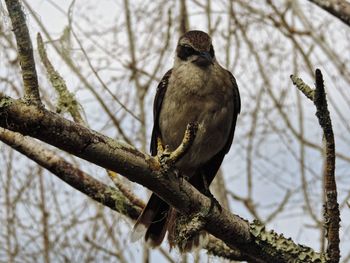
[132,30,241,250]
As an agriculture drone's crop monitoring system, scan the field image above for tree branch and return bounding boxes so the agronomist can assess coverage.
[314,69,339,263]
[4,0,41,105]
[308,0,350,27]
[0,127,246,262]
[0,95,326,262]
[21,0,132,144]
[0,127,141,220]
[37,33,85,124]
[291,69,340,263]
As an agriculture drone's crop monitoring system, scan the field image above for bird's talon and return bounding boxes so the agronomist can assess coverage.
[204,190,222,215]
[157,145,174,172]
[162,145,171,156]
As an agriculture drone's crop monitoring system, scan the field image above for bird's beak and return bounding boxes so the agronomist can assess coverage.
[193,51,213,67]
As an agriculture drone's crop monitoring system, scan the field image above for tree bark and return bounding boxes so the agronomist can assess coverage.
[0,95,326,262]
[308,0,350,27]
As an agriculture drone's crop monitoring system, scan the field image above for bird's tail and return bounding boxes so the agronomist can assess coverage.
[131,193,170,247]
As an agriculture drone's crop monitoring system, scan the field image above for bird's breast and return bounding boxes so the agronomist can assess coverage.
[158,64,234,170]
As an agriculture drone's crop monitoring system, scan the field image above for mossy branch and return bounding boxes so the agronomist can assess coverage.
[37,33,85,125]
[0,96,327,262]
[290,74,315,101]
[250,220,327,262]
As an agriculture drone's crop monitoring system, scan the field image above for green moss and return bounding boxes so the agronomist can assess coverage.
[37,33,84,122]
[105,187,129,215]
[170,212,207,252]
[0,96,13,109]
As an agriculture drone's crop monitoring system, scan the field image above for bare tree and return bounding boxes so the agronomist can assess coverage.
[1,0,349,262]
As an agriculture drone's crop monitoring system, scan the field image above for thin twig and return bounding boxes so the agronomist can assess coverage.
[35,40,145,214]
[22,0,132,144]
[70,30,141,123]
[158,247,176,263]
[84,236,127,263]
[290,75,315,100]
[107,170,145,209]
[39,32,142,209]
[265,190,292,223]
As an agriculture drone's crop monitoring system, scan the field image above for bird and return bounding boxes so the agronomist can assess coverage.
[132,30,241,251]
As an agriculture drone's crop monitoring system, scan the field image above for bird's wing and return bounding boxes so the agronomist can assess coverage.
[190,70,241,189]
[150,69,172,156]
[132,69,173,246]
[222,70,241,153]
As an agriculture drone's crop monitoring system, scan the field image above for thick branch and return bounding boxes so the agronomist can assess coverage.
[308,0,350,27]
[0,96,327,262]
[4,0,41,104]
[0,127,141,220]
[0,128,246,262]
[0,96,250,247]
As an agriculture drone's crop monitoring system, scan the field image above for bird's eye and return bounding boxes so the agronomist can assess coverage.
[182,45,195,56]
[177,45,197,60]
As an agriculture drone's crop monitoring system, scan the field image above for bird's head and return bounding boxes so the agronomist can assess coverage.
[176,30,215,67]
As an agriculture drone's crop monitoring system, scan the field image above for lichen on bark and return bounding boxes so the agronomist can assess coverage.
[250,220,327,262]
